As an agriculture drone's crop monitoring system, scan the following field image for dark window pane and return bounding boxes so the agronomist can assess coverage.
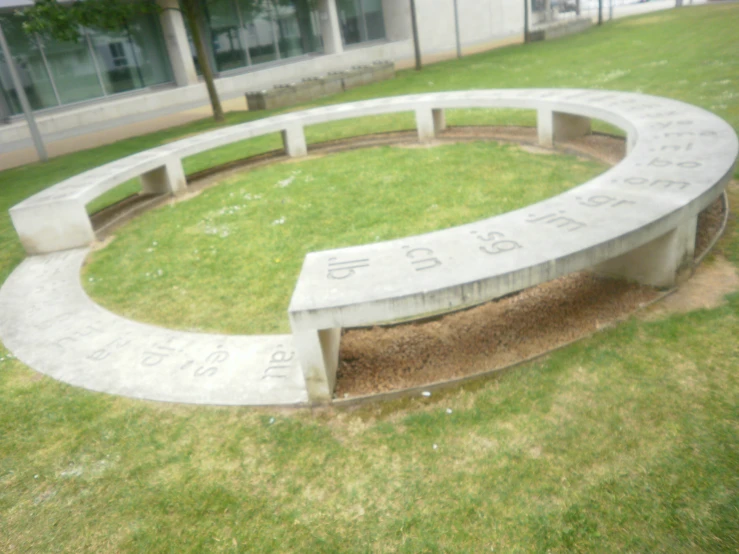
[0,15,58,114]
[362,0,385,41]
[126,13,173,87]
[275,0,322,59]
[207,0,248,72]
[39,32,104,104]
[89,13,173,94]
[337,0,362,45]
[337,0,384,46]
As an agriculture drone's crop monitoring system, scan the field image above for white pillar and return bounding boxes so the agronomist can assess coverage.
[158,0,198,87]
[291,326,342,403]
[282,125,308,157]
[538,109,591,147]
[318,0,344,55]
[140,159,187,196]
[538,108,554,147]
[433,108,446,132]
[416,108,445,142]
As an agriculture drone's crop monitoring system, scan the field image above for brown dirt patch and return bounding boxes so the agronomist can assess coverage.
[336,273,660,397]
[641,256,739,320]
[695,193,726,255]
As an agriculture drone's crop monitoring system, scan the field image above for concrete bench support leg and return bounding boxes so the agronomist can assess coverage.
[416,108,445,142]
[291,326,341,402]
[140,159,187,196]
[433,108,446,132]
[595,216,698,288]
[11,200,95,255]
[282,125,308,157]
[538,109,591,147]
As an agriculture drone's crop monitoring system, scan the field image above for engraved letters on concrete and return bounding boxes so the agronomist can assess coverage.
[0,249,307,405]
[327,257,370,280]
[403,246,442,271]
[286,89,738,402]
[471,230,522,256]
[3,89,737,405]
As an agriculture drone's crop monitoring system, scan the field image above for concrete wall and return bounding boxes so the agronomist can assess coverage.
[413,0,523,56]
[381,0,412,42]
[379,0,524,65]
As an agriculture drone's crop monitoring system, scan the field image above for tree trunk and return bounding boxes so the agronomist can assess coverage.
[181,0,224,122]
[410,0,422,70]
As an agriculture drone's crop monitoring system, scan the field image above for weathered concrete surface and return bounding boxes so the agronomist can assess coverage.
[287,90,738,401]
[0,249,307,406]
[4,89,737,405]
[538,108,591,146]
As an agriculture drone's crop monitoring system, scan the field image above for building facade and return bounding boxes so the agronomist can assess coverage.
[0,3,173,118]
[0,0,528,158]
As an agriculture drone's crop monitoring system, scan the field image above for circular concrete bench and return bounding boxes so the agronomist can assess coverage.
[2,89,737,406]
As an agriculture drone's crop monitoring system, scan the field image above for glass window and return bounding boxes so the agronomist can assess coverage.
[38,32,105,105]
[1,10,173,114]
[183,0,324,74]
[362,0,385,41]
[0,48,19,117]
[274,0,322,59]
[183,0,251,74]
[88,13,173,94]
[337,0,385,46]
[121,13,173,88]
[89,30,140,93]
[337,0,362,45]
[0,15,58,115]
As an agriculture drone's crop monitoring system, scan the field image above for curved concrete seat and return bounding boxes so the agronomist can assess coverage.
[284,90,738,401]
[0,248,308,406]
[4,89,738,405]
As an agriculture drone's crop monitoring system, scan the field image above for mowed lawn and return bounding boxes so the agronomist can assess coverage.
[1,5,738,553]
[82,143,607,334]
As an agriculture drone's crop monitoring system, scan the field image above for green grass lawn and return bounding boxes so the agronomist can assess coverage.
[1,5,738,553]
[83,143,606,334]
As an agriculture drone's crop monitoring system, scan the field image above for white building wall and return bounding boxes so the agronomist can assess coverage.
[412,0,524,57]
[380,0,411,42]
[1,0,527,159]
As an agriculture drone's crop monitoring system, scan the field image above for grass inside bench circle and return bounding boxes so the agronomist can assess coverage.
[82,141,607,335]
